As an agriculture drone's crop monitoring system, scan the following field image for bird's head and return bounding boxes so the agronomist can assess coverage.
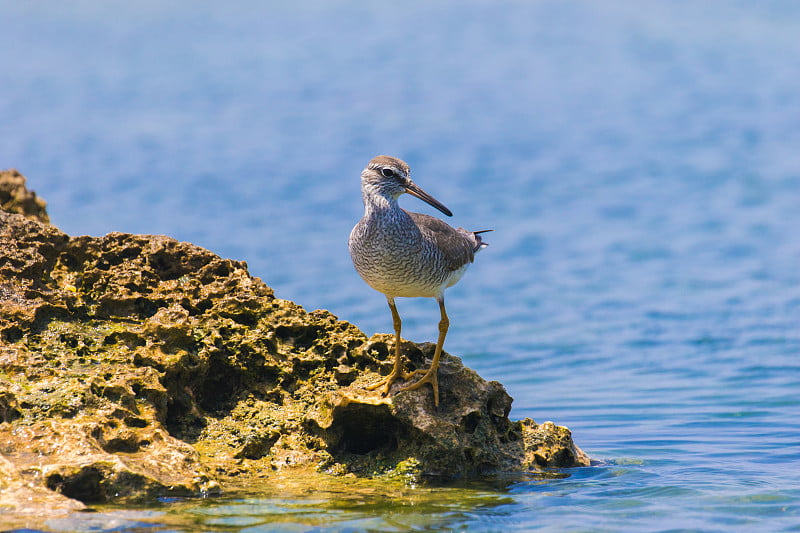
[361,155,452,216]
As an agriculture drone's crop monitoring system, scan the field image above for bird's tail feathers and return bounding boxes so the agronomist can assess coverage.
[472,229,493,252]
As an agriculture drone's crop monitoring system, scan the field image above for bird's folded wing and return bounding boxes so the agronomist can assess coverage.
[406,211,476,271]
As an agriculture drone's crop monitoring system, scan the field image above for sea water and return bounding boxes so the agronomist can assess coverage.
[2,1,799,531]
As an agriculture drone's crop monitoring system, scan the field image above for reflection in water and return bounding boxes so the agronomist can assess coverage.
[44,472,574,531]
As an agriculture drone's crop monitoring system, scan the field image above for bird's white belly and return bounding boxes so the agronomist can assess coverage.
[444,263,469,289]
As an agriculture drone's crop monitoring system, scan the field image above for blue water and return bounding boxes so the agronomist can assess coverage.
[3,1,800,531]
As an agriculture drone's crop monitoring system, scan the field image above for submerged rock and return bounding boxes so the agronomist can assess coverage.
[0,171,588,514]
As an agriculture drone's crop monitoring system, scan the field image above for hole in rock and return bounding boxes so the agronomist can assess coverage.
[124,416,149,428]
[3,326,23,343]
[275,324,321,351]
[148,249,186,280]
[47,467,105,503]
[329,403,405,455]
[198,354,241,413]
[462,411,482,434]
[102,437,140,454]
[165,391,206,441]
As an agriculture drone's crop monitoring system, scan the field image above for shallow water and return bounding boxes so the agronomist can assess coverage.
[3,1,800,531]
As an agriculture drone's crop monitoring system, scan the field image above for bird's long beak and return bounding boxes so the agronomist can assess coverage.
[405,181,453,217]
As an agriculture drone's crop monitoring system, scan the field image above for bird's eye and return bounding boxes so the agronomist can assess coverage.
[381,168,395,178]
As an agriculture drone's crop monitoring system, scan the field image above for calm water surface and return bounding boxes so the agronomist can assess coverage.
[2,1,799,531]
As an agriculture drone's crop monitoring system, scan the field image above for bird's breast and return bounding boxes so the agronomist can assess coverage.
[349,214,451,298]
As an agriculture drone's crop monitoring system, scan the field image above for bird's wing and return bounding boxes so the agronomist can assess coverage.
[406,211,476,271]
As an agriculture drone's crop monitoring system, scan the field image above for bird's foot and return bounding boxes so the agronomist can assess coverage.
[366,368,423,396]
[399,366,440,406]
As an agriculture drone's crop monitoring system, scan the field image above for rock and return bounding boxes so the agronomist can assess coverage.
[0,170,589,515]
[315,339,589,477]
[0,169,50,224]
[0,454,85,525]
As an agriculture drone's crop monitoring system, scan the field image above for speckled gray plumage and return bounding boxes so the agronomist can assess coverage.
[348,156,486,299]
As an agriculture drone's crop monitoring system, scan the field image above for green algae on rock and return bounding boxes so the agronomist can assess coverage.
[0,170,589,515]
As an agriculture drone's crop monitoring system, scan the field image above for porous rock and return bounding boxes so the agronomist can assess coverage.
[0,169,50,224]
[0,170,589,515]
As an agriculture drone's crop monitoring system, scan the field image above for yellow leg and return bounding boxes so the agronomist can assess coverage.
[400,295,448,406]
[367,297,419,395]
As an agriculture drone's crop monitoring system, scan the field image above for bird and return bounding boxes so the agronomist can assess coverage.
[348,155,490,406]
